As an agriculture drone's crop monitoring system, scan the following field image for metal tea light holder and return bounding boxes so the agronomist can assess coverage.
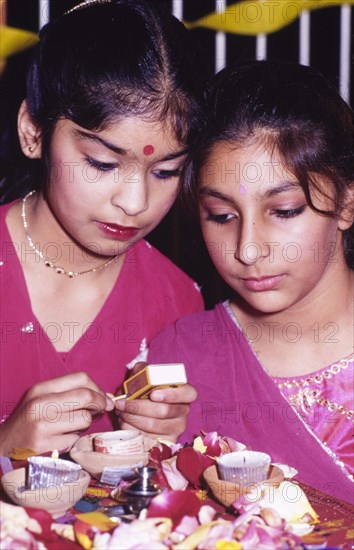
[122,466,161,514]
[123,466,161,497]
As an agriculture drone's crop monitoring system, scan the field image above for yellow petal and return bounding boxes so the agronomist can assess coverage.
[216,541,242,550]
[260,482,319,523]
[193,436,207,453]
[9,448,37,460]
[75,512,117,531]
[173,520,228,550]
[75,532,94,550]
[196,489,209,501]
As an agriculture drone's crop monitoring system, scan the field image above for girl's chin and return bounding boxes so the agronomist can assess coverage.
[231,293,291,316]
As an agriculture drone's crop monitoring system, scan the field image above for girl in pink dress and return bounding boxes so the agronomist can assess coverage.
[0,0,208,456]
[147,61,354,502]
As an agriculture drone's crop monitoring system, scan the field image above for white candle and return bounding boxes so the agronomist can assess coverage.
[27,456,82,489]
[94,430,144,455]
[217,451,271,485]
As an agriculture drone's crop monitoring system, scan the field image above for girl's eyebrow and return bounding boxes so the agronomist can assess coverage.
[74,129,188,161]
[74,129,127,155]
[199,188,236,206]
[199,181,302,204]
[263,181,302,199]
[161,149,188,161]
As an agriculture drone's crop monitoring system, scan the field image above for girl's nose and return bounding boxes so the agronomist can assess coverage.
[111,169,149,216]
[234,220,270,265]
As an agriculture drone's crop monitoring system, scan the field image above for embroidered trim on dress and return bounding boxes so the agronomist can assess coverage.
[222,300,354,483]
[275,354,353,389]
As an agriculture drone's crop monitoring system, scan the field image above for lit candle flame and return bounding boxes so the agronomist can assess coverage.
[51,449,59,459]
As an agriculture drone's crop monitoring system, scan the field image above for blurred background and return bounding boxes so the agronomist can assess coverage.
[1,0,353,306]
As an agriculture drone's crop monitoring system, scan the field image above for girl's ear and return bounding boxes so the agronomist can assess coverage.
[17,100,42,158]
[338,184,354,231]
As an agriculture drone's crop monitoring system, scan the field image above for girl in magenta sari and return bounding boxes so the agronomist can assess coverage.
[0,0,208,456]
[147,61,354,503]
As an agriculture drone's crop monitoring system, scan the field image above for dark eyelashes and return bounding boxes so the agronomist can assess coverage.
[85,156,117,172]
[206,212,232,225]
[85,157,181,179]
[273,205,306,218]
[205,204,307,225]
[154,169,181,180]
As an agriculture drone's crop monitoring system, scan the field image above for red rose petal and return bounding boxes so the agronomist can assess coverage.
[147,490,203,528]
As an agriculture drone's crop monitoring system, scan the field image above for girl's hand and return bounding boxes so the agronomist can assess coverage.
[114,382,197,442]
[0,372,114,456]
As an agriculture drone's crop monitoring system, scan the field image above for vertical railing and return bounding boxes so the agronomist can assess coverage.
[256,33,267,60]
[172,0,183,22]
[339,4,352,103]
[38,0,50,29]
[299,9,310,65]
[38,0,351,103]
[256,0,267,60]
[215,0,227,72]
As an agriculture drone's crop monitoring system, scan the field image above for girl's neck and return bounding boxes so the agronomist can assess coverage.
[232,258,353,325]
[229,267,353,377]
[23,191,121,275]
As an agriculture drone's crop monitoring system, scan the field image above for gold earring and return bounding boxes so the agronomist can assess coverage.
[29,146,34,153]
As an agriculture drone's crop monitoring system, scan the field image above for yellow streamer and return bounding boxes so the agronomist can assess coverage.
[0,25,38,58]
[185,1,354,36]
[75,511,117,530]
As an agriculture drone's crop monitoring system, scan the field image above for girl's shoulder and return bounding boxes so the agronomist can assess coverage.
[0,199,19,238]
[273,352,353,386]
[150,302,239,344]
[133,239,201,289]
[0,199,16,216]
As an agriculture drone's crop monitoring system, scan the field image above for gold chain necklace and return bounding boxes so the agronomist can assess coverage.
[21,190,118,278]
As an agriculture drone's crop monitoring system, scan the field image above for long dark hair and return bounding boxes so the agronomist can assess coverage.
[184,60,354,268]
[0,0,209,202]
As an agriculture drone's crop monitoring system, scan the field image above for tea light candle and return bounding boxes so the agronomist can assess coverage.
[216,451,271,485]
[27,454,82,490]
[94,430,144,455]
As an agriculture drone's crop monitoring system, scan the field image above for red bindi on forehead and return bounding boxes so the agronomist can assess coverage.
[143,144,154,156]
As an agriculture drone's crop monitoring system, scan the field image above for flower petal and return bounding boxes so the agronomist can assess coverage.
[149,443,173,464]
[161,456,189,491]
[147,490,203,528]
[202,432,222,457]
[176,447,214,487]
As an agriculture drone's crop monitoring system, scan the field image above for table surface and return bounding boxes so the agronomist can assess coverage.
[297,483,354,549]
[62,477,354,549]
[1,458,353,549]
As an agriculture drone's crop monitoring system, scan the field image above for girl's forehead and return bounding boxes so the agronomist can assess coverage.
[206,136,278,161]
[102,115,177,136]
[106,116,184,148]
[59,116,184,153]
[202,139,288,179]
[199,139,307,197]
[50,117,188,169]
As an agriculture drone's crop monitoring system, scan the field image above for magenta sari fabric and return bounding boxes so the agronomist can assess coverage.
[148,303,354,504]
[0,201,203,433]
[274,356,353,478]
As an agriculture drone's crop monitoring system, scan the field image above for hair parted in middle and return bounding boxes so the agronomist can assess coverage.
[7,0,209,200]
[27,0,209,144]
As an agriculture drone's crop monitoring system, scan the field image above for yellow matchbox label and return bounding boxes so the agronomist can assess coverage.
[123,363,187,400]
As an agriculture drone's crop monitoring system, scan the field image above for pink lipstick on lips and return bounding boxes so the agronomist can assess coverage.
[241,274,285,292]
[97,222,140,241]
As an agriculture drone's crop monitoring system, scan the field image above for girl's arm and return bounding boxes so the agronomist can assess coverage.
[0,372,114,456]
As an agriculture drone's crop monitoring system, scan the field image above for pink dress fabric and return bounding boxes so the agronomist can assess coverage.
[0,201,203,434]
[273,356,354,478]
[148,302,354,503]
